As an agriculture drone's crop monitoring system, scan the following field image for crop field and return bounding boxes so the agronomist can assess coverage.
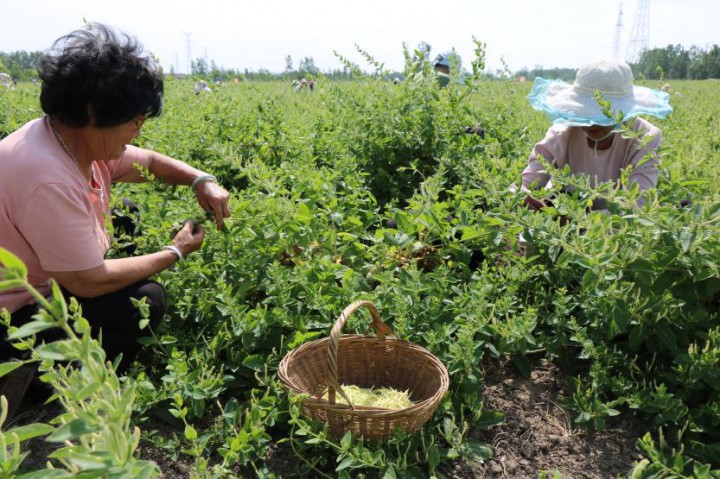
[1,58,720,478]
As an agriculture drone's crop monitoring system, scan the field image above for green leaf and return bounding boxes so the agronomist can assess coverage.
[242,354,266,372]
[297,202,312,225]
[475,410,505,429]
[427,444,441,469]
[336,457,357,471]
[340,431,352,450]
[48,280,67,320]
[131,461,161,479]
[7,320,56,339]
[673,453,684,471]
[185,425,198,440]
[19,470,73,479]
[72,380,102,401]
[446,447,460,459]
[288,330,322,349]
[461,373,479,395]
[480,216,506,227]
[694,462,711,478]
[463,439,493,461]
[47,418,101,442]
[0,247,28,279]
[136,336,158,346]
[575,412,592,423]
[654,323,677,353]
[330,212,343,225]
[0,279,24,290]
[0,361,24,378]
[382,465,397,479]
[6,423,54,441]
[67,454,109,470]
[36,340,80,361]
[630,460,649,479]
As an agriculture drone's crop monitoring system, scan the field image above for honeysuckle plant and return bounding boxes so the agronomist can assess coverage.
[0,247,159,478]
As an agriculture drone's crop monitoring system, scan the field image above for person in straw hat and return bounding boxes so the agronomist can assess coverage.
[519,58,673,214]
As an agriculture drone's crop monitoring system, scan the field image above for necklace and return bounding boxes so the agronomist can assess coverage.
[49,120,87,177]
[48,119,103,202]
[583,129,617,159]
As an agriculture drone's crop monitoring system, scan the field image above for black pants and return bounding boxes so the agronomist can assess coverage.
[3,281,165,372]
[1,198,165,373]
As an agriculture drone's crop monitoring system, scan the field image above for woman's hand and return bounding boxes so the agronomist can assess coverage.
[196,181,231,230]
[172,220,205,258]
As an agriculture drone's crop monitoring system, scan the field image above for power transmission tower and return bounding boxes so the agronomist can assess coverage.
[612,3,624,59]
[626,0,649,63]
[182,31,193,74]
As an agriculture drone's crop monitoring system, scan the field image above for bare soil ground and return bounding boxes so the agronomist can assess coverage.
[11,356,646,478]
[465,357,645,478]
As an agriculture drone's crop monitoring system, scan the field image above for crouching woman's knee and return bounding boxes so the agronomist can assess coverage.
[133,280,166,329]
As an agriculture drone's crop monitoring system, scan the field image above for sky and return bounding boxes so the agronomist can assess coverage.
[0,0,717,75]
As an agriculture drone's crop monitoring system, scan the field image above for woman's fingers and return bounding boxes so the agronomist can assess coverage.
[173,220,205,256]
[195,182,231,230]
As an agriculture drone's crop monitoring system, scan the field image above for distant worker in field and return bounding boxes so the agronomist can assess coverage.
[519,58,673,215]
[0,23,231,387]
[0,72,13,89]
[432,50,460,87]
[194,79,212,95]
[294,77,311,93]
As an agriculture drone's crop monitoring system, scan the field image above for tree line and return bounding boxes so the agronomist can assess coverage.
[516,44,720,81]
[2,44,718,83]
[0,51,42,81]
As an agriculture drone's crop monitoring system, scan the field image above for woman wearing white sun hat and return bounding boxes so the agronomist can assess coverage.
[520,58,673,214]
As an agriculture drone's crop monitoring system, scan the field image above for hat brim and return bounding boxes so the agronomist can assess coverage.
[528,77,673,126]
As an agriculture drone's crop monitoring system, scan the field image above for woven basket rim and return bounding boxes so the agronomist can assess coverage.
[277,301,449,437]
[279,331,449,411]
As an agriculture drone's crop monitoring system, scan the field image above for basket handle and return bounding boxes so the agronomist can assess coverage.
[326,301,395,409]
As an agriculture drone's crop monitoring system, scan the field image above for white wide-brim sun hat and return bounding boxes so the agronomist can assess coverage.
[528,58,673,126]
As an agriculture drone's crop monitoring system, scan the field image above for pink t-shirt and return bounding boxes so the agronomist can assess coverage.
[0,117,150,313]
[522,117,661,193]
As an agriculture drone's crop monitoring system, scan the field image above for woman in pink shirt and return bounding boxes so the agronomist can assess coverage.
[519,58,673,214]
[0,24,231,376]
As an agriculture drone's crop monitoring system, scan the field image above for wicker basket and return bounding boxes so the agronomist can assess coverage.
[278,300,449,440]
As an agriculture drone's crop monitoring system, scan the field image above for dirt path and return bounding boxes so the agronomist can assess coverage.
[459,357,645,478]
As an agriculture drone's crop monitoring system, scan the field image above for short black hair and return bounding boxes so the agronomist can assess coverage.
[39,23,163,128]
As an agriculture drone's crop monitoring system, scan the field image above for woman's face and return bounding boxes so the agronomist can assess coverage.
[99,115,145,160]
[580,124,615,141]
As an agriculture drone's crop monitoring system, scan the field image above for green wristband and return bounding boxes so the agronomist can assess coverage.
[191,174,217,191]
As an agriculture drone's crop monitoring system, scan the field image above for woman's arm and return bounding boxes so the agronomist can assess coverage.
[144,150,207,186]
[49,221,203,298]
[115,148,232,229]
[147,151,231,229]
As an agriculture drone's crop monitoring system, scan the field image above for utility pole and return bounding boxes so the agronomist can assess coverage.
[182,31,192,74]
[612,3,623,59]
[626,0,649,63]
